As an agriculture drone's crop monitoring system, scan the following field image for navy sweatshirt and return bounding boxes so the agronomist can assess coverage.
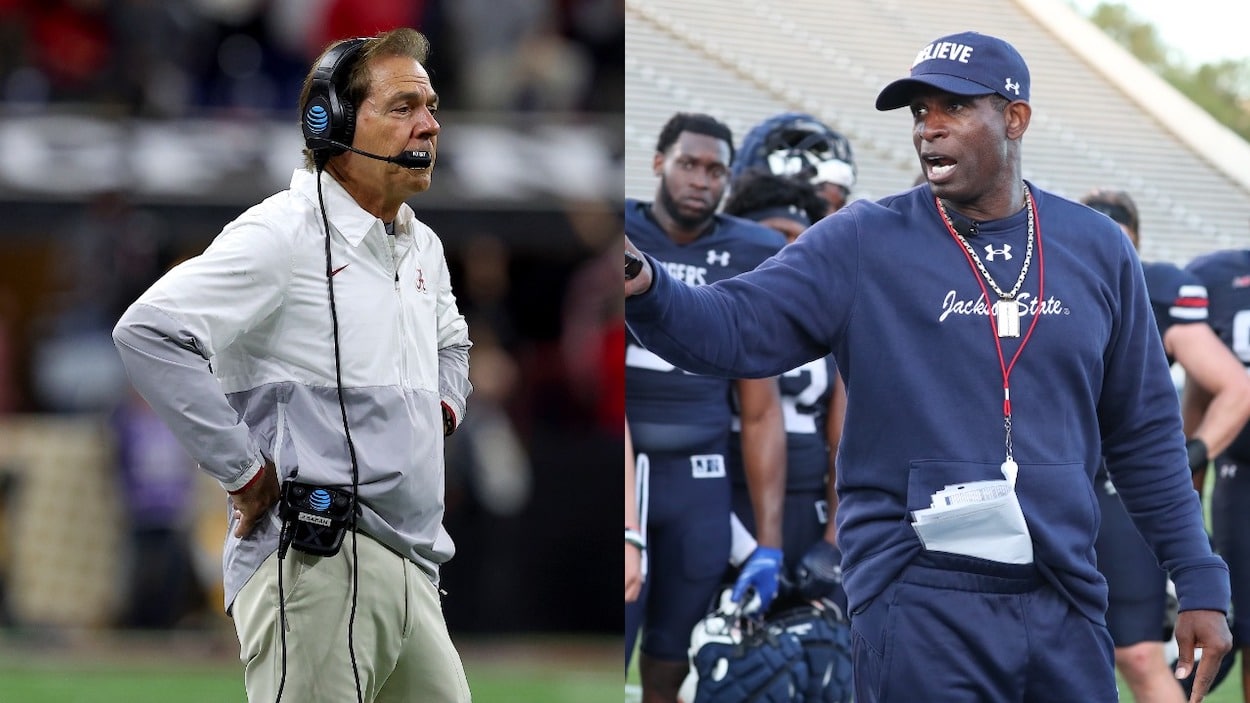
[626,182,1229,623]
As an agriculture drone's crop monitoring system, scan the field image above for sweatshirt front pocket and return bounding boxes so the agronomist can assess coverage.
[1012,461,1096,566]
[906,459,1033,564]
[906,459,1006,513]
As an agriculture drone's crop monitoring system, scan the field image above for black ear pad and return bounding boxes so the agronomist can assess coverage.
[338,99,356,151]
[302,37,367,158]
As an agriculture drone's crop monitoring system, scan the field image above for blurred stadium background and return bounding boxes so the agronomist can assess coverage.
[0,0,622,700]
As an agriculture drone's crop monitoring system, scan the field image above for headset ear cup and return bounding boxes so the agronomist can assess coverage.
[302,96,331,150]
[303,37,366,159]
[337,100,355,152]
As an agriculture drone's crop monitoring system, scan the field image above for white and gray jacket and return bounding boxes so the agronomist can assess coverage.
[113,169,472,610]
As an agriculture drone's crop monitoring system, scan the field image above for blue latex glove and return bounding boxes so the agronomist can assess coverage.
[731,546,783,612]
[794,539,843,601]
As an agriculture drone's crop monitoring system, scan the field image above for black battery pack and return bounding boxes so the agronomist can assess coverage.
[278,480,355,557]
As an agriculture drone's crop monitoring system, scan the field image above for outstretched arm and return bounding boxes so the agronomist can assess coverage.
[624,225,848,381]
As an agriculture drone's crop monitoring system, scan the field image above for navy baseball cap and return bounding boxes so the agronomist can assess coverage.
[875,31,1030,111]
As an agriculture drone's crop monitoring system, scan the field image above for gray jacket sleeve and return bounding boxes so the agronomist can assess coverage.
[112,218,292,490]
[432,237,472,428]
[113,304,264,490]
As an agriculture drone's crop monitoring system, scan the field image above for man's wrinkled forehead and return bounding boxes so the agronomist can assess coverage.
[366,55,432,97]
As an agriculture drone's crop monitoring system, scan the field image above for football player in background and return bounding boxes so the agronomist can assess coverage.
[623,112,788,703]
[721,168,853,702]
[723,166,850,611]
[1185,244,1250,703]
[724,115,857,614]
[1082,188,1250,703]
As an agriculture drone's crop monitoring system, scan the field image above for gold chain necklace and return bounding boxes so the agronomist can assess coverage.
[936,185,1035,338]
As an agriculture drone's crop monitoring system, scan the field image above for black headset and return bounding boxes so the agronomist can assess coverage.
[302,37,368,162]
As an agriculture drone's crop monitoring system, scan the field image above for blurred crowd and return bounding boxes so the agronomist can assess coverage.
[0,0,623,118]
[0,0,625,418]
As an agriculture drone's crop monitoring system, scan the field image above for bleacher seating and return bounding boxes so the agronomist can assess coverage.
[626,0,1250,265]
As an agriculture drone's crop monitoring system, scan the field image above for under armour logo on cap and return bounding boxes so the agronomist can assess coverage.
[875,31,1031,110]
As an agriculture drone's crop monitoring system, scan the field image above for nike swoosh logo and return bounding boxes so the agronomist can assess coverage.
[330,264,350,276]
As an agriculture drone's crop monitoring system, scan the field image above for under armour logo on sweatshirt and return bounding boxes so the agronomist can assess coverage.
[984,244,1012,261]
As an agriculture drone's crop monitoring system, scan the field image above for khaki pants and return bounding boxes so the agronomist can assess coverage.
[233,532,472,702]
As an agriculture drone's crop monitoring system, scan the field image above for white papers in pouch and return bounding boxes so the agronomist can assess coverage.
[911,479,1033,564]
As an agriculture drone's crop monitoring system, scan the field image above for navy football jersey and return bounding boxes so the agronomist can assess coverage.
[1187,250,1250,460]
[730,355,838,492]
[625,198,786,453]
[1093,261,1208,478]
[1142,261,1209,365]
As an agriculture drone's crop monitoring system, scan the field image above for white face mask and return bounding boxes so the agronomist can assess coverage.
[766,150,855,190]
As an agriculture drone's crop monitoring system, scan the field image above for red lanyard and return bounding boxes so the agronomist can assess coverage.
[937,191,1045,474]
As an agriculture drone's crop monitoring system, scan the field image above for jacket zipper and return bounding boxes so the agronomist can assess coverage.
[388,234,410,387]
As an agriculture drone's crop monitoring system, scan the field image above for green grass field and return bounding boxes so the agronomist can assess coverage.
[0,632,620,703]
[2,632,1238,702]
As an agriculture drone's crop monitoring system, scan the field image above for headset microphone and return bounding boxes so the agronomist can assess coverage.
[320,138,433,169]
[389,149,434,169]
